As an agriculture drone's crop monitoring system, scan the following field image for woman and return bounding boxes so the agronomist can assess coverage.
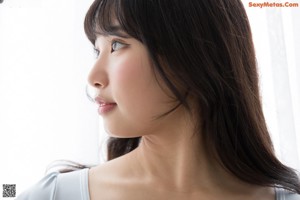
[17,0,300,199]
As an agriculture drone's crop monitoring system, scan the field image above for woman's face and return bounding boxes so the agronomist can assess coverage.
[88,29,179,137]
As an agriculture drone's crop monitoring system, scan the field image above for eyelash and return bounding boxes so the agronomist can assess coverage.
[93,40,128,58]
[94,48,100,58]
[111,40,127,53]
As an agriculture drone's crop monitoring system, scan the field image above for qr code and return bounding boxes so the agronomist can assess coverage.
[2,184,16,198]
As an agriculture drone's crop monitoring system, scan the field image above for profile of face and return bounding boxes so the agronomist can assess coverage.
[88,27,181,138]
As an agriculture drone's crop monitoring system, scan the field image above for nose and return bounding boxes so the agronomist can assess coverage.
[87,58,108,89]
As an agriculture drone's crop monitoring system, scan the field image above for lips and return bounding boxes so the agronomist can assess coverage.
[98,103,116,115]
[95,97,116,115]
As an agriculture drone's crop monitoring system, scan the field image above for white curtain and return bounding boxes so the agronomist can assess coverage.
[244,2,300,170]
[0,0,99,196]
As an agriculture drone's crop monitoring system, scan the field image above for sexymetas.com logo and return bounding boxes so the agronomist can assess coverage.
[249,2,299,8]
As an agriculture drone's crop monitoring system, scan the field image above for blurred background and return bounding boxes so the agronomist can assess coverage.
[0,0,101,198]
[0,0,299,198]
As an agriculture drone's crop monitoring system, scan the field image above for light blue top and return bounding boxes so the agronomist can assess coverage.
[16,168,90,200]
[16,168,300,200]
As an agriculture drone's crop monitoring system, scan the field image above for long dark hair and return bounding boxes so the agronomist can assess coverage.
[84,0,300,193]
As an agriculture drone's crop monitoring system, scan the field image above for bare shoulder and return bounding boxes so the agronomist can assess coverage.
[88,152,146,200]
[89,156,128,184]
[88,158,124,199]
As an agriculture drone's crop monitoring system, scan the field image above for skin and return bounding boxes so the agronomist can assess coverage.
[87,31,275,200]
[89,32,177,138]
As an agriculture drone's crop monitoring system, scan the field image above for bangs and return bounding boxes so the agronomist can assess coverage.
[84,0,140,44]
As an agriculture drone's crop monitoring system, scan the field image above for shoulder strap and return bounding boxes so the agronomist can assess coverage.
[276,188,300,200]
[55,168,90,200]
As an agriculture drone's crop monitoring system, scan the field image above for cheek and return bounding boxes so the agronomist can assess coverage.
[111,54,153,98]
[112,57,172,113]
[105,53,178,136]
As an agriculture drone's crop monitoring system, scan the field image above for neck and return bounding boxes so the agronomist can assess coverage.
[127,111,271,198]
[135,135,206,192]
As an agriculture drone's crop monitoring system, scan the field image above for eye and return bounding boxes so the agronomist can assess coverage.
[111,40,127,52]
